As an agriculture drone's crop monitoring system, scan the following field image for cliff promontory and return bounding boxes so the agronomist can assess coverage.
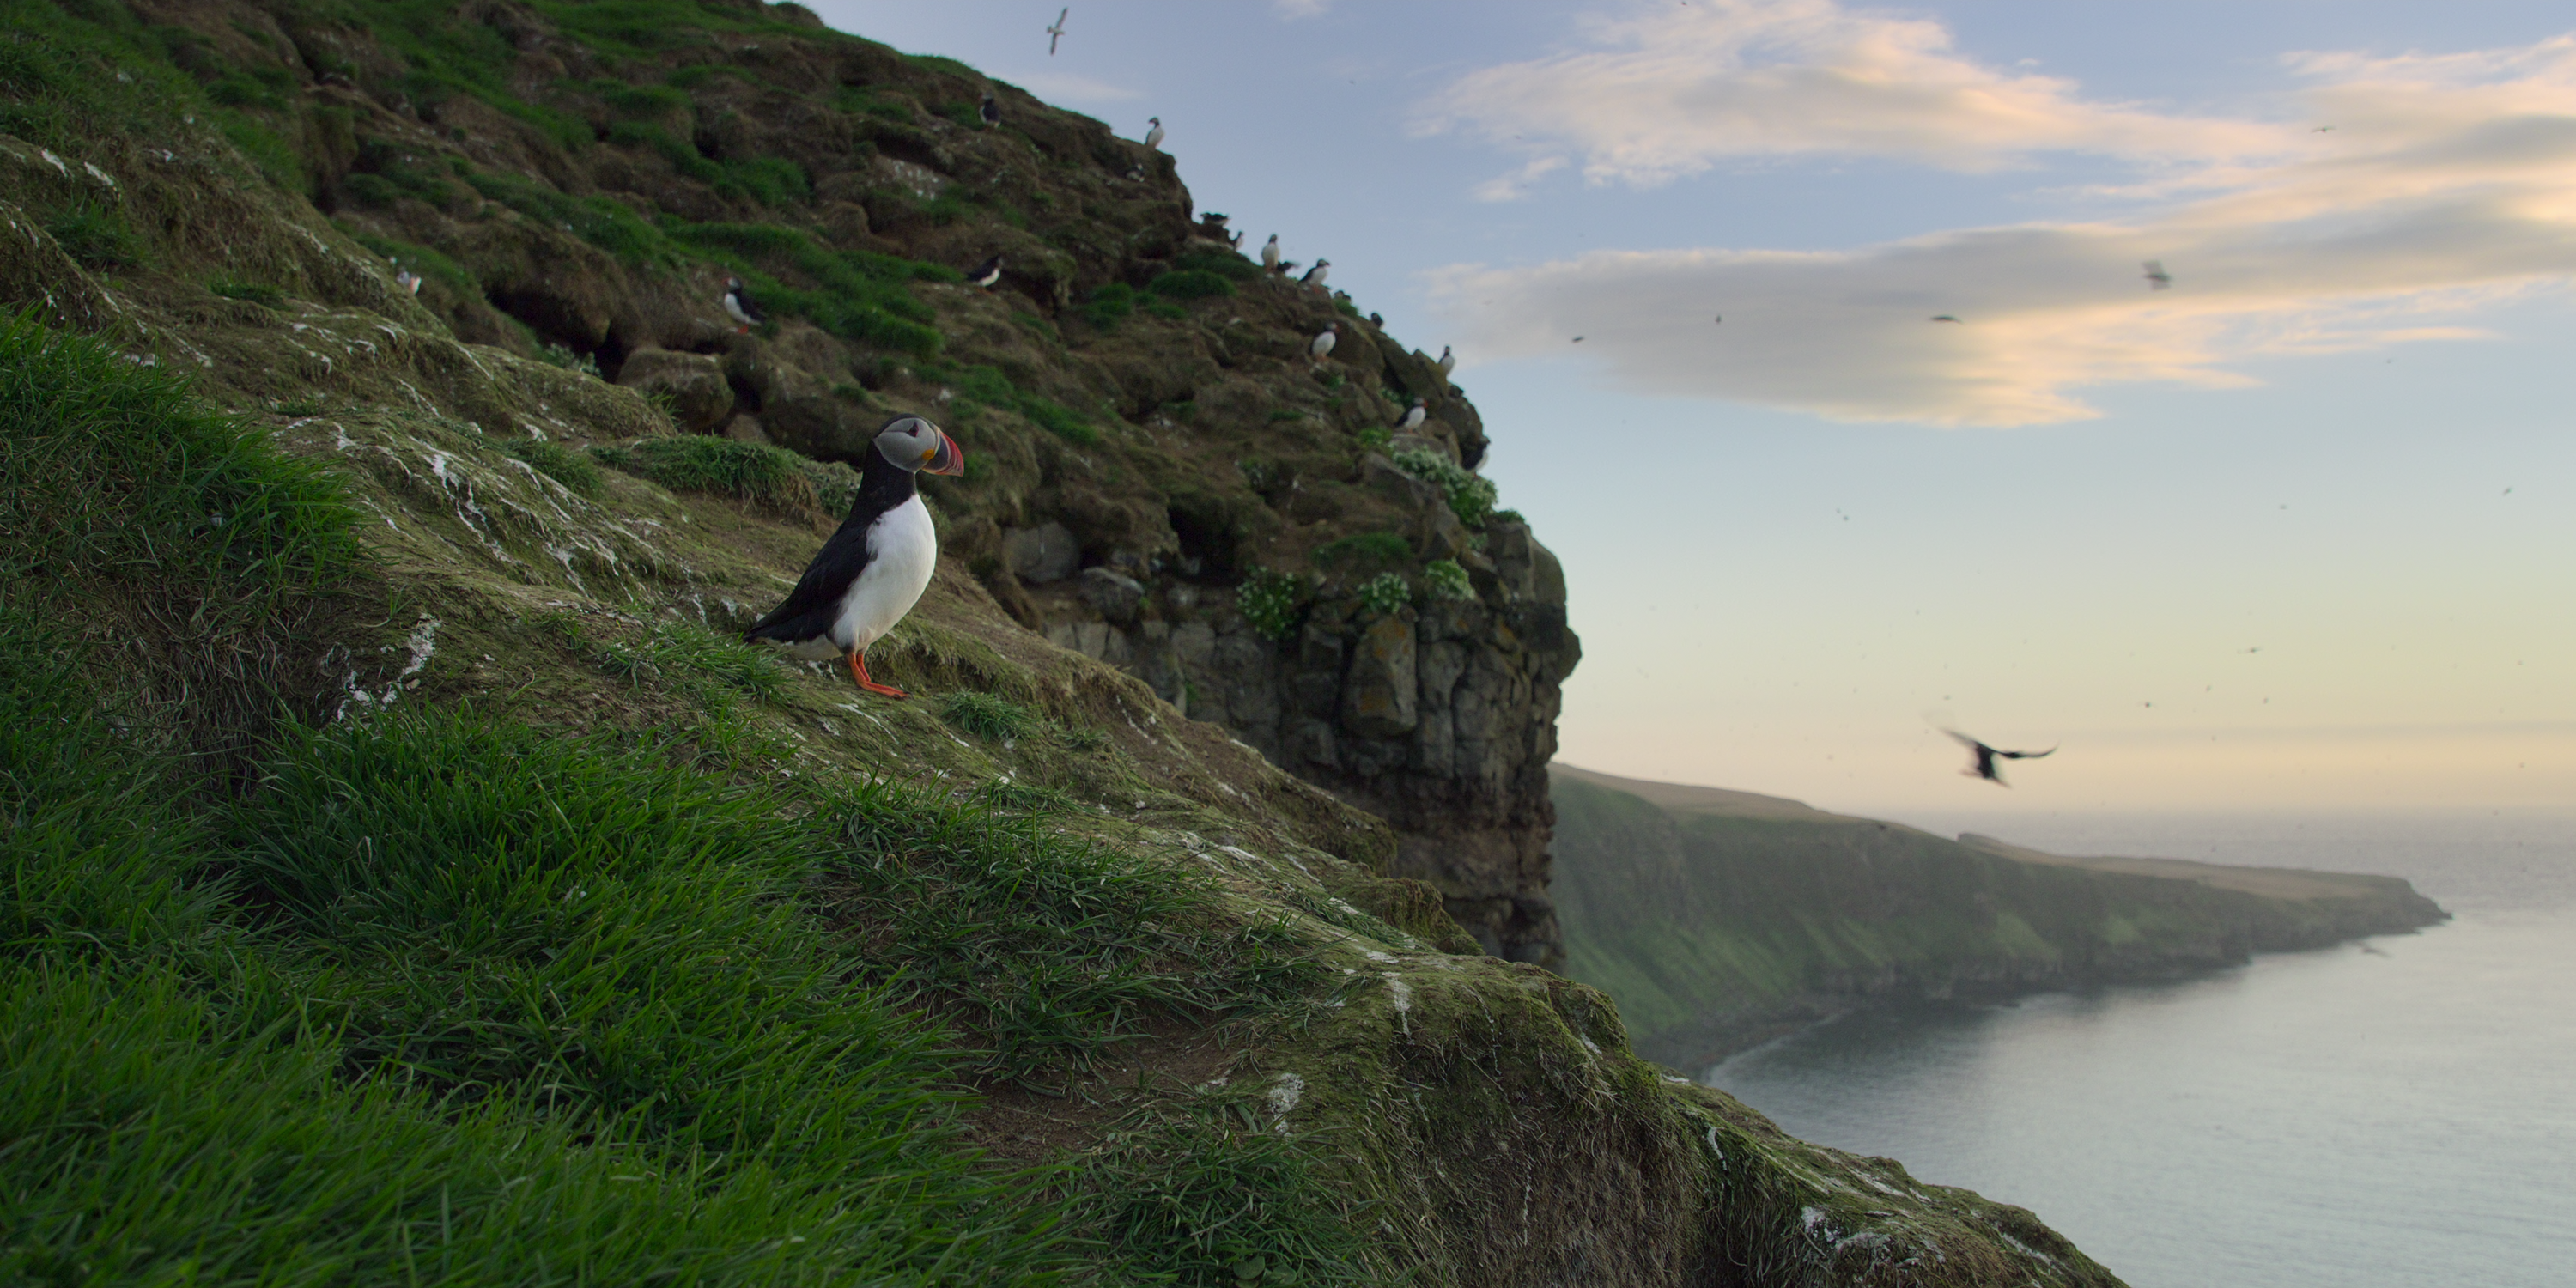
[1551,766,2449,1070]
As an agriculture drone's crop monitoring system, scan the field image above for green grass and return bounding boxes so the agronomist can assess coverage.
[588,620,789,708]
[591,435,823,512]
[1081,282,1135,331]
[1424,558,1473,601]
[1078,1109,1375,1286]
[1170,247,1261,283]
[1236,568,1308,642]
[1356,571,1410,617]
[210,278,287,309]
[670,221,946,355]
[1391,448,1500,529]
[495,435,604,495]
[943,688,1039,741]
[1313,531,1412,568]
[1147,270,1234,301]
[815,780,1327,1079]
[339,226,479,293]
[43,200,144,271]
[951,366,1101,446]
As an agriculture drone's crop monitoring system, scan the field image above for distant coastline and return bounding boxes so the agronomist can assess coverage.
[1547,764,2449,1070]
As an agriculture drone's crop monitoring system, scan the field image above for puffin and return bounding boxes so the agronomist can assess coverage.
[1397,398,1426,431]
[1309,323,1337,365]
[1299,258,1330,290]
[745,415,965,698]
[1943,729,2057,787]
[394,269,422,295]
[1229,229,1244,250]
[722,277,765,333]
[1143,116,1165,150]
[2142,260,2172,290]
[1436,344,1456,378]
[980,93,999,129]
[968,254,1005,289]
[1261,234,1281,272]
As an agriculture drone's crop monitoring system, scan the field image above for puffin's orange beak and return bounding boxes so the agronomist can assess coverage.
[922,429,965,477]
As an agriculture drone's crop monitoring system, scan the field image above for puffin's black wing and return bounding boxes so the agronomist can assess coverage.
[1995,745,2058,760]
[1943,728,2003,780]
[745,519,872,645]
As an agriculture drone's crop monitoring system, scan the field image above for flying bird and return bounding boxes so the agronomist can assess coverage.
[1571,335,1584,343]
[1929,315,1961,324]
[979,93,999,129]
[1143,116,1164,150]
[1299,258,1330,290]
[1046,7,1067,55]
[2142,260,2172,290]
[1943,729,2057,787]
[1436,344,1455,377]
[1309,323,1337,365]
[968,253,1004,289]
[721,277,765,332]
[1261,234,1280,271]
[745,415,966,698]
[2314,125,2335,132]
[1713,314,1721,325]
[1397,398,1426,431]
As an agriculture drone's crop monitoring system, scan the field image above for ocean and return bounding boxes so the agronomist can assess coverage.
[1698,811,2576,1288]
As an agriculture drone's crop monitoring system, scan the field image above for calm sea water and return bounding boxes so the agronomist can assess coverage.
[1700,812,2576,1288]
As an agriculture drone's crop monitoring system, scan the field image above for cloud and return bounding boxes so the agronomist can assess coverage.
[1422,21,2576,426]
[1005,70,1144,104]
[1415,0,2293,188]
[1273,0,1329,18]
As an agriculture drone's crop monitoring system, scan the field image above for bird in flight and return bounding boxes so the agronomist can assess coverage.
[1930,314,1961,324]
[1046,8,1068,55]
[2314,125,2335,132]
[1944,729,2057,787]
[2142,260,2172,290]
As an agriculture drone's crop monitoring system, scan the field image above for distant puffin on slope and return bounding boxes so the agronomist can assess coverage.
[394,269,422,295]
[744,415,966,698]
[980,93,999,129]
[1261,234,1281,272]
[1299,258,1330,290]
[1397,398,1426,431]
[1143,116,1165,150]
[968,254,1005,289]
[1309,323,1338,365]
[1436,344,1456,378]
[722,277,765,332]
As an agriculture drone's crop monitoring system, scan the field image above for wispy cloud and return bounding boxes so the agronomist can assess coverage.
[1415,0,2291,189]
[1273,0,1330,19]
[1005,70,1144,104]
[1423,11,2576,426]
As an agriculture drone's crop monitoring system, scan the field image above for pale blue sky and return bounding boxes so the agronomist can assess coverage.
[822,1,2576,816]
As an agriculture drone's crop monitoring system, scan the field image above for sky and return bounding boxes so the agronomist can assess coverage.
[817,1,2576,820]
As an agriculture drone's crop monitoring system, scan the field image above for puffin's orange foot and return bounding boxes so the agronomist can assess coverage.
[847,651,909,700]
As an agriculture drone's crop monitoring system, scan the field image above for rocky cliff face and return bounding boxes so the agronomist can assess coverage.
[60,0,1577,963]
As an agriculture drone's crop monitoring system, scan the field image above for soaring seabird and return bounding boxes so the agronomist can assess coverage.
[1929,314,1961,324]
[744,415,966,698]
[1299,258,1330,290]
[1436,345,1455,377]
[722,277,766,332]
[1309,324,1337,365]
[1143,116,1164,150]
[968,254,1004,289]
[979,93,999,129]
[2142,260,2172,290]
[1261,234,1280,272]
[1943,729,2057,787]
[1046,7,1068,55]
[1397,398,1426,431]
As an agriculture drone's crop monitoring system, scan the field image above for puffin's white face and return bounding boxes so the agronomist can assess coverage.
[874,416,965,476]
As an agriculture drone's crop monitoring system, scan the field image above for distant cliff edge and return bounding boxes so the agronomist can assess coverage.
[1550,765,2449,1071]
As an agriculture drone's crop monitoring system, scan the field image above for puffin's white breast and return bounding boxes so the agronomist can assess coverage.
[830,494,938,653]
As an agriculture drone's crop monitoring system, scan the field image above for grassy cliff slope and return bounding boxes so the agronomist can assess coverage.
[3,2,2123,1283]
[1552,765,2448,1071]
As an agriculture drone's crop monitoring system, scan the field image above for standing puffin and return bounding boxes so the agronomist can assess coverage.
[979,93,1000,129]
[1143,116,1165,150]
[721,277,765,333]
[394,269,422,295]
[1309,324,1338,365]
[1299,258,1331,291]
[968,254,1005,289]
[1397,398,1426,431]
[1261,234,1281,272]
[744,415,966,698]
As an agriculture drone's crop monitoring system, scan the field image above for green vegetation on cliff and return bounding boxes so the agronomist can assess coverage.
[1551,766,2447,1070]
